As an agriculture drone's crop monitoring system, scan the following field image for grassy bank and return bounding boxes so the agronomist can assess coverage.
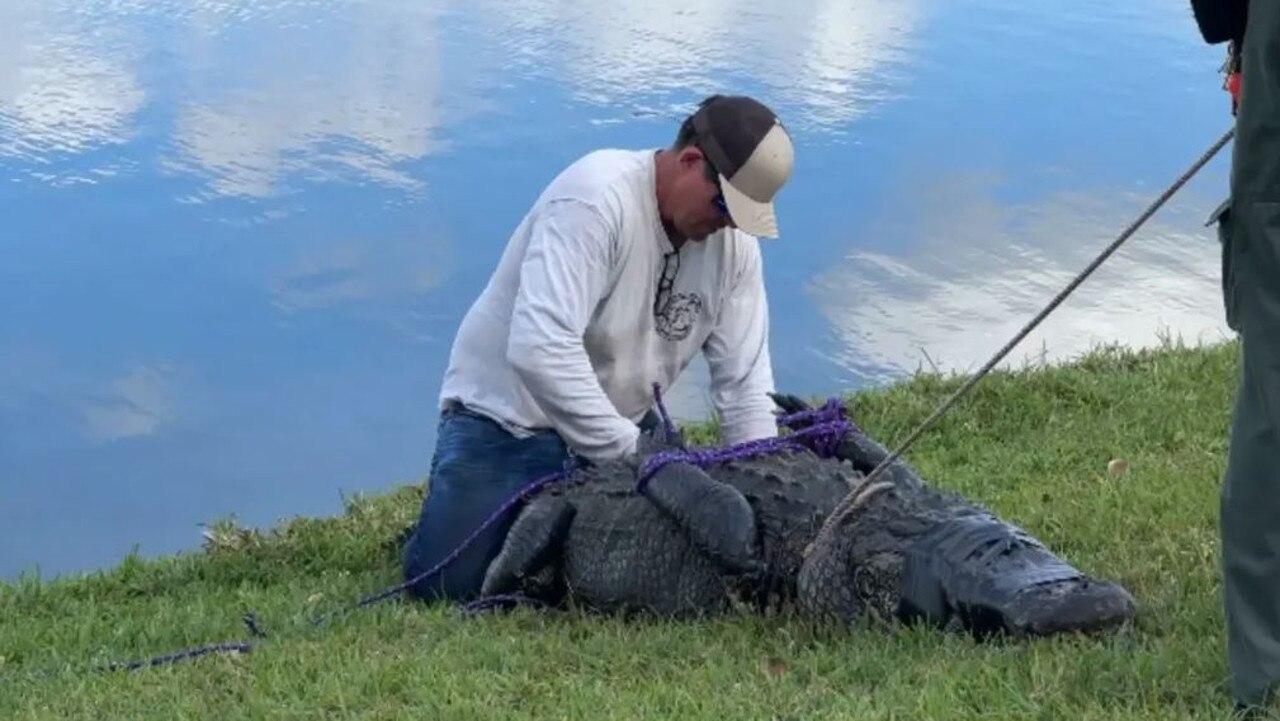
[0,339,1253,719]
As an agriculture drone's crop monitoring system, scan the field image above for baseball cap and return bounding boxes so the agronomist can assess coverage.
[690,95,795,238]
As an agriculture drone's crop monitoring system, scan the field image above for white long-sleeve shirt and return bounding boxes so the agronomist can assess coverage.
[438,148,778,462]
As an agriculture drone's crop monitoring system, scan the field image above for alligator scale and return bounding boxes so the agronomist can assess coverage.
[472,394,1137,639]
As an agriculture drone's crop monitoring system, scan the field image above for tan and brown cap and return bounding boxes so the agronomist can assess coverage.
[691,95,795,238]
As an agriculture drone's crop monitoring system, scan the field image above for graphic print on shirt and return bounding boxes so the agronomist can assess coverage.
[652,247,703,342]
[655,291,704,341]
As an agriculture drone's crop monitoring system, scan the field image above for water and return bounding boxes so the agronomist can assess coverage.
[0,0,1236,581]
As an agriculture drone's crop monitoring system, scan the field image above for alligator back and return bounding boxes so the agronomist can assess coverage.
[535,462,733,616]
[527,448,863,615]
[695,449,862,603]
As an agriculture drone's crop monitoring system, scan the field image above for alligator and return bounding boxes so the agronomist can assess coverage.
[474,394,1138,639]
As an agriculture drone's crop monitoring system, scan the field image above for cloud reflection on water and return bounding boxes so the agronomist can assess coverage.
[269,229,456,344]
[0,343,187,448]
[163,1,450,201]
[478,0,926,131]
[808,171,1232,384]
[0,0,1238,583]
[0,2,145,176]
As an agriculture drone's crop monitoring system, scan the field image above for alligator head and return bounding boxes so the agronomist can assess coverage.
[795,474,1139,638]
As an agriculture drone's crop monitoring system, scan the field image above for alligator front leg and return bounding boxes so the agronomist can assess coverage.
[770,392,924,492]
[481,495,575,599]
[638,461,766,579]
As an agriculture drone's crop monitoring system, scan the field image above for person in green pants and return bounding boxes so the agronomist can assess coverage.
[1192,0,1280,714]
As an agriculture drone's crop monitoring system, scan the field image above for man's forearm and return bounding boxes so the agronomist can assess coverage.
[506,329,640,461]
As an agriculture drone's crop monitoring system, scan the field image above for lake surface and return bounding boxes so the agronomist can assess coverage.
[1,0,1237,581]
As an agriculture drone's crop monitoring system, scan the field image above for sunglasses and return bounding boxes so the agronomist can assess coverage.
[699,147,730,217]
[713,193,728,216]
[654,249,680,318]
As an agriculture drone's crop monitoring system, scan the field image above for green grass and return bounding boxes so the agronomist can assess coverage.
[0,338,1259,719]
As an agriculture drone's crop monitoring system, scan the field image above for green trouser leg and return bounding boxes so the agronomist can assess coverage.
[1223,326,1280,707]
[1220,0,1280,707]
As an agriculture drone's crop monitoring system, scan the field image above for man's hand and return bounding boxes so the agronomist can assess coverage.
[635,419,686,457]
[624,420,686,477]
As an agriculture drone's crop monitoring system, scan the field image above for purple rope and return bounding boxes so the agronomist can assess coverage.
[95,613,266,674]
[462,593,546,615]
[636,415,854,492]
[353,392,852,612]
[55,395,858,680]
[651,382,680,441]
[310,467,572,626]
[99,641,255,673]
[777,396,849,429]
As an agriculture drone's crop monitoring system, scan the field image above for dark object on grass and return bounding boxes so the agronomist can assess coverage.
[479,393,1138,639]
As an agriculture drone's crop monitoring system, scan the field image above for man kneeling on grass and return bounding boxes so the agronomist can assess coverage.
[400,94,797,602]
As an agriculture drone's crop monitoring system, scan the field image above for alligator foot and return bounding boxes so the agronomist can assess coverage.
[770,392,924,492]
[638,461,765,578]
[481,496,575,599]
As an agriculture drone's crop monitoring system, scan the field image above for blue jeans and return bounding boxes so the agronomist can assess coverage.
[400,403,576,602]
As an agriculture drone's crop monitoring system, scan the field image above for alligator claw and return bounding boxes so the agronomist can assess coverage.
[769,392,813,416]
